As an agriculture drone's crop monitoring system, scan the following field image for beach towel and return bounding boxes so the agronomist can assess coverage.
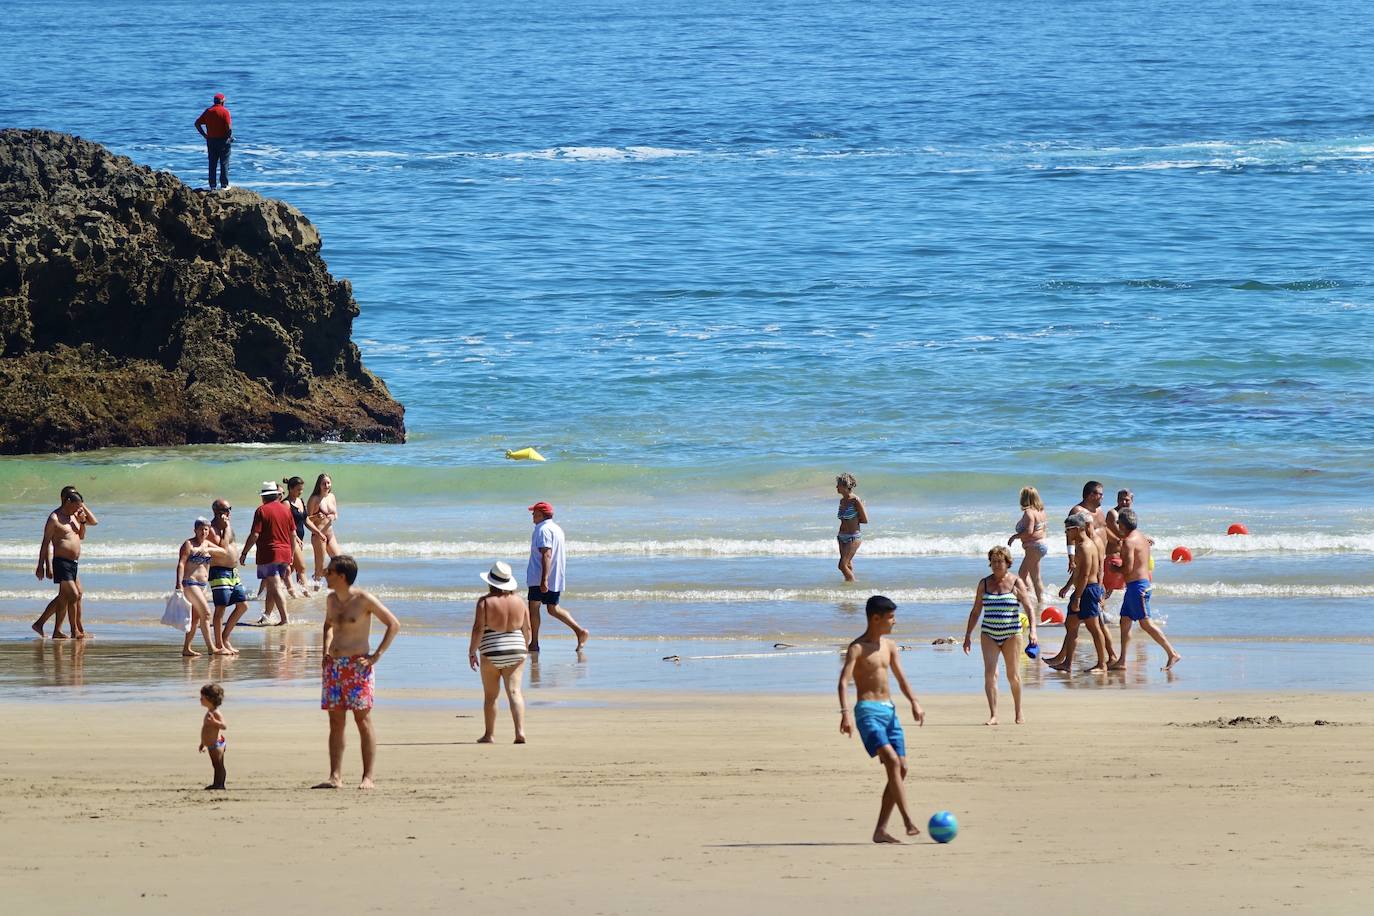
[161,591,192,632]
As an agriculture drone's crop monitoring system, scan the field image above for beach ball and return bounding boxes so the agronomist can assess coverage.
[1040,606,1065,625]
[928,810,959,844]
[1171,546,1193,563]
[1227,523,1249,536]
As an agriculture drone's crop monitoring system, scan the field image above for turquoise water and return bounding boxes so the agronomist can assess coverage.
[3,1,1373,685]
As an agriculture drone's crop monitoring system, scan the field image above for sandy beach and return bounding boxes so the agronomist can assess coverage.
[2,689,1369,915]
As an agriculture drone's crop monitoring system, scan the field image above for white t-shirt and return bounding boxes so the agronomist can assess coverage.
[527,519,566,592]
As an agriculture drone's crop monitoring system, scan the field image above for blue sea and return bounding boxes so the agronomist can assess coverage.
[2,0,1372,695]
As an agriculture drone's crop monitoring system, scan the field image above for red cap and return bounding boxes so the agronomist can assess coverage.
[528,501,554,515]
[213,93,225,103]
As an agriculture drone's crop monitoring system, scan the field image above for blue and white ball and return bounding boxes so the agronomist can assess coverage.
[928,810,958,843]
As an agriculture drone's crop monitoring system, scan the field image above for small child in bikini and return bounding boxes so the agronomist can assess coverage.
[198,683,228,790]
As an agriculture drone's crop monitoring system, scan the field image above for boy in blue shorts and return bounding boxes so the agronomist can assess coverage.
[838,595,926,843]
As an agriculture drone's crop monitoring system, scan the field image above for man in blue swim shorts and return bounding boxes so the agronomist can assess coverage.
[838,595,926,844]
[208,499,251,653]
[1111,509,1181,671]
[1045,514,1112,673]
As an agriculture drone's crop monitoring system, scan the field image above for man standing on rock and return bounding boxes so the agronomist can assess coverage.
[239,482,294,625]
[194,92,233,190]
[32,486,98,638]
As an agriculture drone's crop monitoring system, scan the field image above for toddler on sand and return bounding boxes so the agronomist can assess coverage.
[838,595,925,843]
[198,683,227,790]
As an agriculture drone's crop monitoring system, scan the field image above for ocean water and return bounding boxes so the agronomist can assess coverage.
[3,0,1373,690]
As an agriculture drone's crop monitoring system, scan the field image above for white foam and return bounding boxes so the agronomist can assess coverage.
[2,581,1367,606]
[2,531,1371,561]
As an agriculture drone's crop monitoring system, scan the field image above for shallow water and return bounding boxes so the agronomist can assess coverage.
[5,625,1372,702]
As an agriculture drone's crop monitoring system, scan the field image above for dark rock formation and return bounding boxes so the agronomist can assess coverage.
[0,129,405,454]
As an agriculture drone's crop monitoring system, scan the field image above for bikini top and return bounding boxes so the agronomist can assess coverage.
[187,549,214,567]
[838,501,859,521]
[1015,515,1046,536]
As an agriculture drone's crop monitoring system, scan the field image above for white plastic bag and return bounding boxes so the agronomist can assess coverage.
[160,591,192,633]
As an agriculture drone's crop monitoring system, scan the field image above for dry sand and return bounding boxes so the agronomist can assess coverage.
[1,690,1371,915]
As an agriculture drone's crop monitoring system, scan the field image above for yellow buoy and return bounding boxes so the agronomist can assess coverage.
[505,447,546,462]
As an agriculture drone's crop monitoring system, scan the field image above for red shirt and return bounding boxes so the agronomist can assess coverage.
[195,104,232,139]
[249,500,295,565]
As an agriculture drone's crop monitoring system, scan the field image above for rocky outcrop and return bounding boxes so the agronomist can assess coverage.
[0,129,405,454]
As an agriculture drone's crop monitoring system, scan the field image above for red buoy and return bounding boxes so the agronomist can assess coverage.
[1227,523,1249,536]
[1171,546,1193,563]
[1040,606,1065,625]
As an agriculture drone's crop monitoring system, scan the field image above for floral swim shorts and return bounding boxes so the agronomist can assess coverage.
[321,655,375,711]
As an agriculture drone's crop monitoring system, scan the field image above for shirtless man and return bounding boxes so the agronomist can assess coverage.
[207,499,251,652]
[32,487,99,638]
[315,555,400,790]
[1043,514,1111,673]
[838,595,926,844]
[1061,480,1115,659]
[1111,509,1181,671]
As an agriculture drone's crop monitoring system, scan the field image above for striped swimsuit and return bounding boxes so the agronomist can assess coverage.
[480,629,528,669]
[980,577,1022,644]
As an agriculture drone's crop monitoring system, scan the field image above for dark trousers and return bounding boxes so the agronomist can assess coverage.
[206,137,231,188]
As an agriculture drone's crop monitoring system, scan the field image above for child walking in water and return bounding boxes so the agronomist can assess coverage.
[838,595,925,843]
[835,473,868,581]
[198,683,227,790]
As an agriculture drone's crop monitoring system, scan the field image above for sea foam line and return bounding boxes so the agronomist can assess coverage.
[2,531,1372,560]
[1,582,1368,605]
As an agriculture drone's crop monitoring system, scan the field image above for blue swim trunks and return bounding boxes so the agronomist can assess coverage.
[1121,579,1151,621]
[1077,582,1104,620]
[854,700,906,758]
[209,567,248,607]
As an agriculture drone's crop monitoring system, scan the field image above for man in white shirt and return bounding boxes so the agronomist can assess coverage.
[526,502,589,652]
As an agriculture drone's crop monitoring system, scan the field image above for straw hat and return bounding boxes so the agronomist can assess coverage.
[259,480,280,497]
[480,561,519,592]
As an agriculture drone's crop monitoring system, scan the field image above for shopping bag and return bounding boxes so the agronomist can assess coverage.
[161,591,192,633]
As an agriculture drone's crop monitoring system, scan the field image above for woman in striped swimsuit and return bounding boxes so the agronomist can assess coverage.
[468,561,531,744]
[963,546,1037,725]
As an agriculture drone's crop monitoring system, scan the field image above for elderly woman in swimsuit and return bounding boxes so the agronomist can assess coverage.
[176,518,235,657]
[307,473,342,583]
[1007,486,1048,611]
[962,546,1037,725]
[469,562,531,744]
[835,473,868,582]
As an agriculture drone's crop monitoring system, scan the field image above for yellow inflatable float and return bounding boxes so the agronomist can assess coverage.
[505,447,546,462]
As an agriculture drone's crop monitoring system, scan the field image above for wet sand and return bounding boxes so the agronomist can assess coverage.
[2,690,1371,914]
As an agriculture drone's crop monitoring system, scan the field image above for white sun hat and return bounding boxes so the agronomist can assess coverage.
[480,561,520,592]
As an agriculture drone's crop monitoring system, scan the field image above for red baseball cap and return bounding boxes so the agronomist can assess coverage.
[213,93,225,102]
[528,501,554,515]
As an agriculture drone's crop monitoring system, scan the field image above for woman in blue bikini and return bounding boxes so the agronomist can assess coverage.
[835,473,868,582]
[176,518,234,657]
[1006,486,1048,611]
[963,546,1037,725]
